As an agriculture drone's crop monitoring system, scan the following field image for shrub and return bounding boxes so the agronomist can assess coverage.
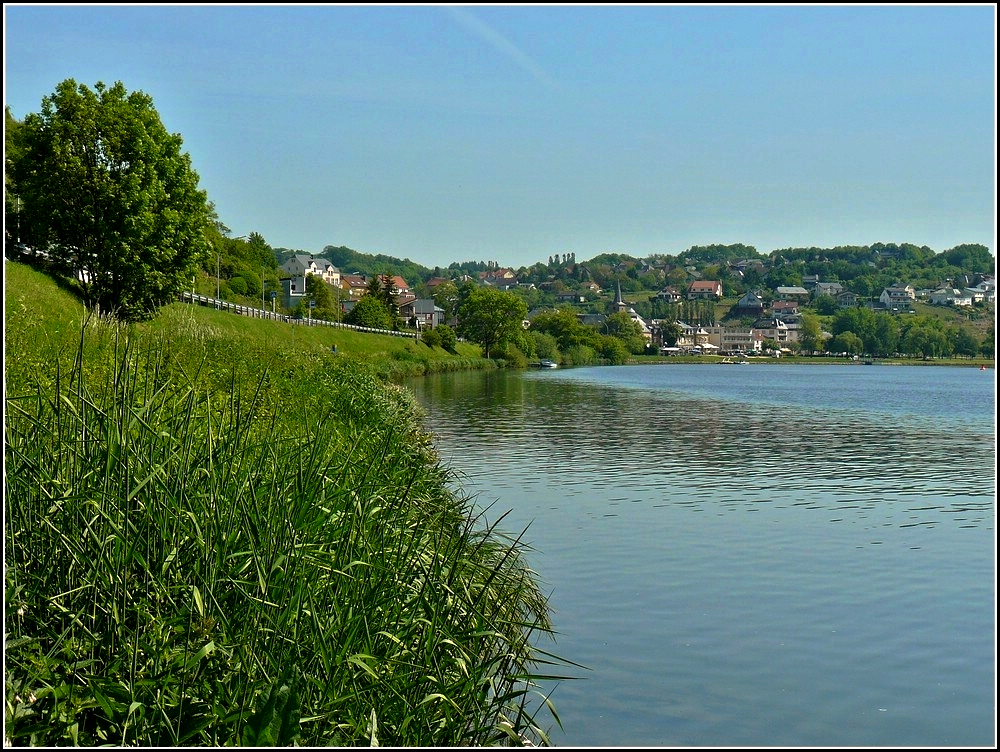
[346,295,394,330]
[435,324,457,352]
[563,344,597,366]
[499,343,530,369]
[228,275,248,296]
[421,327,442,348]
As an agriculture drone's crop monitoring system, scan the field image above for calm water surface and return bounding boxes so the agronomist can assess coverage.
[405,364,996,747]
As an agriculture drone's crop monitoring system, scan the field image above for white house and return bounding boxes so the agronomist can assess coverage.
[687,280,723,300]
[929,288,973,306]
[280,254,341,287]
[879,284,915,310]
[966,278,995,304]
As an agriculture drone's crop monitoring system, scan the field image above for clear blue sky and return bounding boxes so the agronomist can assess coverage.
[4,4,996,269]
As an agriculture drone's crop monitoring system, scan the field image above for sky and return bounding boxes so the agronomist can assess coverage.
[4,4,996,270]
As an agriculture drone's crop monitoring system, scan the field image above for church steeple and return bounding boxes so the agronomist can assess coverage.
[613,279,628,313]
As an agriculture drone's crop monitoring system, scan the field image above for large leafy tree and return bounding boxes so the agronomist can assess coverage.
[828,331,863,356]
[935,243,994,275]
[5,106,26,243]
[901,324,951,359]
[832,307,877,352]
[948,325,981,358]
[8,79,212,321]
[603,310,646,354]
[305,274,340,321]
[658,320,685,348]
[528,308,599,352]
[871,314,900,357]
[346,293,394,330]
[595,335,631,364]
[457,287,528,358]
[797,312,825,353]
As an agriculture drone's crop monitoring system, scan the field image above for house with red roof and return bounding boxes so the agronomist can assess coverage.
[687,280,722,300]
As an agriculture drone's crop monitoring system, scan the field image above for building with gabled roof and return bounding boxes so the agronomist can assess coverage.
[655,286,683,302]
[775,286,809,300]
[687,280,723,300]
[341,274,368,298]
[735,290,764,312]
[399,298,445,329]
[813,281,844,298]
[751,316,792,344]
[879,284,915,310]
[280,254,341,287]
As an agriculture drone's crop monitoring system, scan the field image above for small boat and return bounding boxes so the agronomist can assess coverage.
[538,359,558,368]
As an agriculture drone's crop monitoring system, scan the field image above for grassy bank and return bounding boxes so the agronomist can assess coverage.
[4,261,566,746]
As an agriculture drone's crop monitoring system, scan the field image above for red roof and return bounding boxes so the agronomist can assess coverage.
[688,280,721,292]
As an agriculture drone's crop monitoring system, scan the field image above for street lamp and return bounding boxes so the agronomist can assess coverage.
[214,235,247,309]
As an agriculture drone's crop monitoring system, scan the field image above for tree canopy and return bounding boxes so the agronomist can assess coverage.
[456,287,528,358]
[7,79,212,321]
[304,274,340,321]
[346,293,394,330]
[602,311,646,353]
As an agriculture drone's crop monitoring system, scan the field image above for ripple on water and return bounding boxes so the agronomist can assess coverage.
[409,367,995,747]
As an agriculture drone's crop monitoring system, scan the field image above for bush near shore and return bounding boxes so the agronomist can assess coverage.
[4,261,565,746]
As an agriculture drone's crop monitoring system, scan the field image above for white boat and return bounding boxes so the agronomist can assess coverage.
[538,359,558,368]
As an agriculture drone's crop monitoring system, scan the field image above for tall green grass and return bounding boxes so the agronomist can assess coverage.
[4,265,569,746]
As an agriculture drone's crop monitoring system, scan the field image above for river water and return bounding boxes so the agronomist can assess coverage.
[404,364,996,747]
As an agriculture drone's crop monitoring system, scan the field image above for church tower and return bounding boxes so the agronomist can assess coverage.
[612,279,628,313]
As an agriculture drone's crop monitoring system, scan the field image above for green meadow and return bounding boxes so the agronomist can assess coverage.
[4,261,566,746]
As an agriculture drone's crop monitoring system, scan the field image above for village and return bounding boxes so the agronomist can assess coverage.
[275,252,996,357]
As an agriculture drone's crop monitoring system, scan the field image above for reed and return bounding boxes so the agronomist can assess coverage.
[4,285,567,745]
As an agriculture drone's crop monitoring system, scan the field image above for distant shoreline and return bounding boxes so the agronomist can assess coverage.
[626,355,994,368]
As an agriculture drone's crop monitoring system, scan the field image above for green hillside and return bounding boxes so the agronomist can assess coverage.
[5,261,493,380]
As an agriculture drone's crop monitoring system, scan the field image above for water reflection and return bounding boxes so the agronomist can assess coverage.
[411,368,994,532]
[405,366,995,746]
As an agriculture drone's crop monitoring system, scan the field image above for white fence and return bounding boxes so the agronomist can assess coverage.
[179,292,417,339]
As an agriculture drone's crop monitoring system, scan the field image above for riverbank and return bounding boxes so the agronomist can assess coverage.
[4,261,564,746]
